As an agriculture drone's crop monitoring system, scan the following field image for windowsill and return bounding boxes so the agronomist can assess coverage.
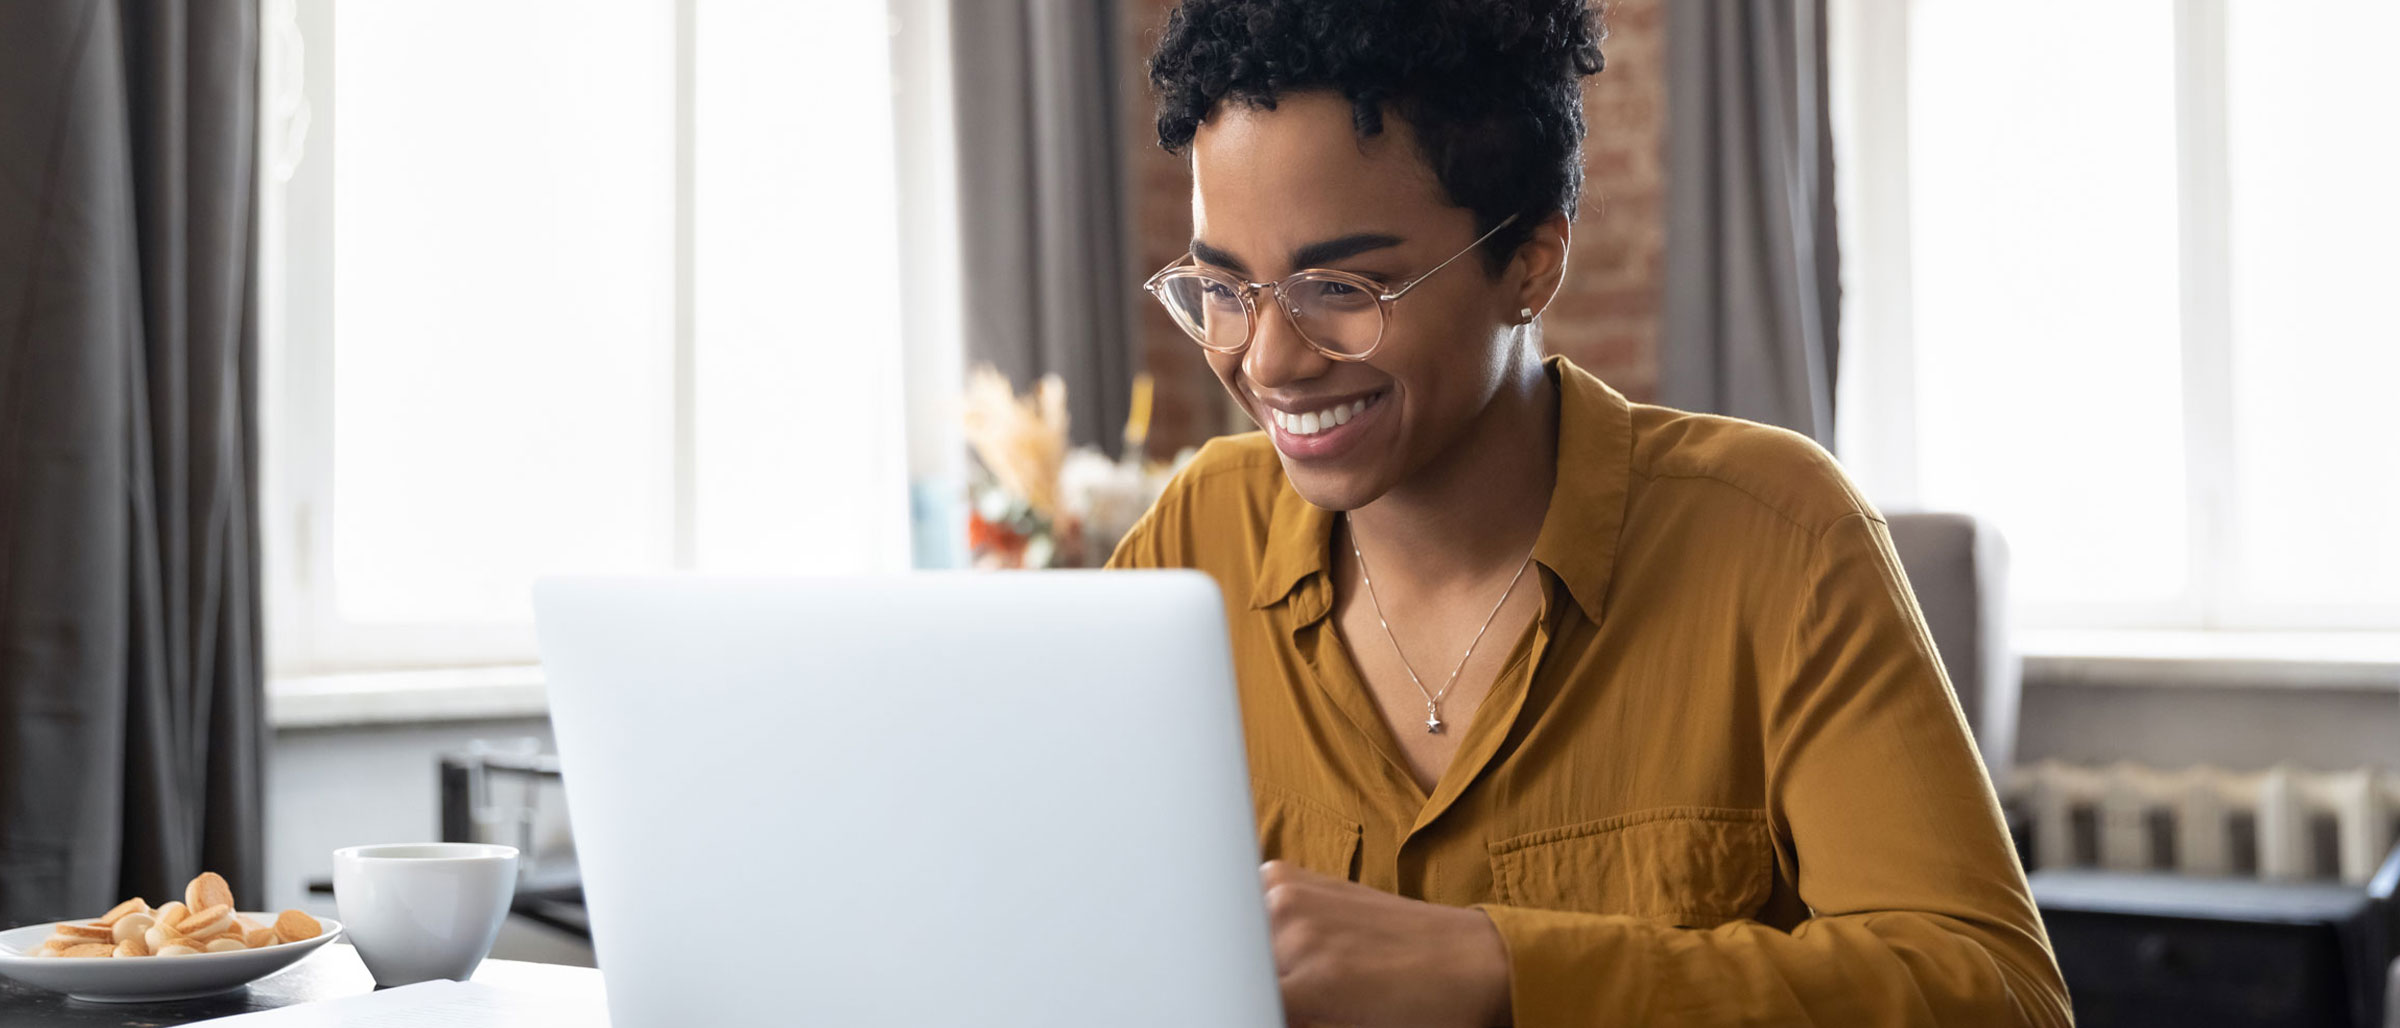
[267,665,549,730]
[260,630,2400,729]
[2021,629,2400,691]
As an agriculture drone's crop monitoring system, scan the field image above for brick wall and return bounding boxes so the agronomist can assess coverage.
[1118,0,1666,457]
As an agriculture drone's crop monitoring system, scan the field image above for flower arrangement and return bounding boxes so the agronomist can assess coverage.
[962,365,1195,569]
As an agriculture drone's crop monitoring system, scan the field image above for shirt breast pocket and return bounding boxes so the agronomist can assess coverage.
[1487,806,1772,929]
[1253,782,1362,881]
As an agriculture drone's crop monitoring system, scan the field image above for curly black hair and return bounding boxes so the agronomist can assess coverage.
[1148,0,1606,273]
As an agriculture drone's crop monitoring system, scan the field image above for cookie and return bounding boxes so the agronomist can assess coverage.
[62,943,114,958]
[186,872,236,914]
[204,937,246,953]
[153,901,189,931]
[97,898,151,927]
[179,904,233,939]
[243,927,279,949]
[155,943,200,957]
[114,937,149,958]
[55,923,113,943]
[145,924,187,952]
[272,909,322,943]
[111,913,155,946]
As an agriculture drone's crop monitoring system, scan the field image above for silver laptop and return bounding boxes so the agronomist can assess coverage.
[534,571,1281,1026]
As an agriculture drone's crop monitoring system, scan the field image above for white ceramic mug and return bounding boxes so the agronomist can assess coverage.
[332,843,519,987]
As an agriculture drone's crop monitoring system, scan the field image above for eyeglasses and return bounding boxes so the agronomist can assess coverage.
[1142,213,1520,362]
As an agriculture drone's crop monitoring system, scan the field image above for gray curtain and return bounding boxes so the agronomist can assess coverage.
[949,0,1139,457]
[1661,0,1841,448]
[0,0,265,925]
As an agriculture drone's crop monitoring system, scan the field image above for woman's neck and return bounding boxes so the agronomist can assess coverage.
[1346,352,1559,594]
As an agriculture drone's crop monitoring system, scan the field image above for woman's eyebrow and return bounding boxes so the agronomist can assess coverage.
[1292,233,1404,269]
[1187,232,1408,276]
[1188,239,1250,275]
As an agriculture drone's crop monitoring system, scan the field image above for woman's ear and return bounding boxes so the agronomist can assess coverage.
[1511,210,1573,322]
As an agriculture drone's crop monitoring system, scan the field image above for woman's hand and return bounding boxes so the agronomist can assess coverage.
[1261,860,1514,1028]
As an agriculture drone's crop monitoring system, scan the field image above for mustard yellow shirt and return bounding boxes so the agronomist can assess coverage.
[1106,355,2069,1026]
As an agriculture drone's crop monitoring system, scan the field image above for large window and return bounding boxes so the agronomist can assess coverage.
[1833,0,2400,633]
[261,0,922,675]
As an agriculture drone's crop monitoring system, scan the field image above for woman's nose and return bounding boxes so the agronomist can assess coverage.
[1241,291,1333,390]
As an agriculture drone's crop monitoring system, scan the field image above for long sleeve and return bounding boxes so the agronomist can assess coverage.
[1475,512,2071,1026]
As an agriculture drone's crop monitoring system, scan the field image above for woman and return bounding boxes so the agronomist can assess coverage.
[1106,1,2069,1026]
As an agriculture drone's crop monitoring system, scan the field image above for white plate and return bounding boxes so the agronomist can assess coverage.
[0,913,345,1003]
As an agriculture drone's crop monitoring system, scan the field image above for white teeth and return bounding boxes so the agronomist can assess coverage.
[1272,395,1377,437]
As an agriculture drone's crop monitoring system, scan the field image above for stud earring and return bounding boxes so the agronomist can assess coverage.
[1519,307,1535,323]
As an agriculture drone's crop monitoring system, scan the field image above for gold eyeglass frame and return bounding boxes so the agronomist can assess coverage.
[1141,212,1521,363]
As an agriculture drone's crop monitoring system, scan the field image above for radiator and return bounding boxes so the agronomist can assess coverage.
[2007,760,2400,884]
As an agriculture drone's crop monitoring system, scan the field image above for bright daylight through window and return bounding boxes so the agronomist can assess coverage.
[261,0,912,674]
[1836,0,2400,634]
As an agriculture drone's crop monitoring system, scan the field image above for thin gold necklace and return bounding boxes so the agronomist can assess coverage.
[1346,516,1536,733]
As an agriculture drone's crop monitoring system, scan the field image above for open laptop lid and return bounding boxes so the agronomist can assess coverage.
[535,571,1280,1026]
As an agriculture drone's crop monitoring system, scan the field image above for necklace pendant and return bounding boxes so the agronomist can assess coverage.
[1425,710,1443,733]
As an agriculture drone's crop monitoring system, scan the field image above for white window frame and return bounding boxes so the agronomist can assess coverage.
[1831,0,2400,636]
[259,0,956,679]
[259,0,684,674]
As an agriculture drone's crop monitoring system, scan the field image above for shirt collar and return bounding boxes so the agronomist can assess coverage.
[1249,478,1337,610]
[1247,355,1633,625]
[1529,354,1633,624]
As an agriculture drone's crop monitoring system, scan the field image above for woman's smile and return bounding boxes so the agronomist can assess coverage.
[1260,389,1388,461]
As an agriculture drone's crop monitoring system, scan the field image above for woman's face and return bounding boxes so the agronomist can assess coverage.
[1187,91,1556,512]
